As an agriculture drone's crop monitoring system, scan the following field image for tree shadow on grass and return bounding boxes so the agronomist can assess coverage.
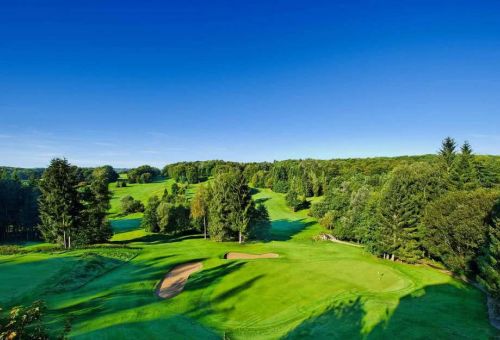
[369,284,498,339]
[250,187,261,195]
[110,218,141,233]
[185,262,246,293]
[284,283,498,339]
[260,218,316,242]
[185,268,265,322]
[254,197,270,204]
[284,298,365,339]
[70,314,220,339]
[210,274,264,305]
[111,232,203,245]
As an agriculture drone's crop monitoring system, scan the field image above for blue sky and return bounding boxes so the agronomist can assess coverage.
[1,0,499,167]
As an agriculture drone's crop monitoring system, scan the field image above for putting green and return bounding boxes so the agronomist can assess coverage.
[0,183,497,339]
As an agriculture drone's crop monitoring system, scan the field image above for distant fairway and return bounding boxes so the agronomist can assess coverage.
[109,177,202,233]
[0,180,497,339]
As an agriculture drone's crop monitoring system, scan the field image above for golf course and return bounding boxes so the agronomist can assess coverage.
[0,178,497,339]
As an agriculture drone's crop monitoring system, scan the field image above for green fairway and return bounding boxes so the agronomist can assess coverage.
[0,182,497,339]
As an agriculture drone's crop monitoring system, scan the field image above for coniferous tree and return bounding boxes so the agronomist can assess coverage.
[38,158,82,248]
[343,185,371,242]
[453,141,479,189]
[475,160,497,188]
[79,167,113,244]
[439,137,457,173]
[477,218,500,298]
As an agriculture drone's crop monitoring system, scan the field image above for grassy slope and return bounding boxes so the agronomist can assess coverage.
[0,180,497,339]
[109,177,202,233]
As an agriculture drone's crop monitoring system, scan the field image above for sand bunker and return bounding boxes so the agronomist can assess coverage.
[156,262,202,299]
[224,252,279,259]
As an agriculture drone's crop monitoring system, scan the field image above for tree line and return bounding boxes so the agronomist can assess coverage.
[0,170,39,242]
[0,163,119,244]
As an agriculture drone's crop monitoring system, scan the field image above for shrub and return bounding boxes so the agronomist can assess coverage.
[120,196,144,214]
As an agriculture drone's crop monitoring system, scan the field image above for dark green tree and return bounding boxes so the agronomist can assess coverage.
[453,141,479,189]
[171,182,179,196]
[423,189,498,274]
[79,167,113,244]
[156,201,191,234]
[285,189,309,212]
[377,162,446,263]
[38,158,82,248]
[208,170,254,243]
[439,136,457,173]
[477,218,500,298]
[120,195,144,214]
[95,165,119,183]
[141,196,160,232]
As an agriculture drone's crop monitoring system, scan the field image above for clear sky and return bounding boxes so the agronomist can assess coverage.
[1,0,499,168]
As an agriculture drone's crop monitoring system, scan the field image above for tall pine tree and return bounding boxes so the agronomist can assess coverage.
[453,141,479,189]
[79,167,113,244]
[477,218,500,298]
[439,136,457,173]
[39,158,81,248]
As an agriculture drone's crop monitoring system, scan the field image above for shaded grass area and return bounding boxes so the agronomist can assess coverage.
[285,283,491,339]
[0,186,497,339]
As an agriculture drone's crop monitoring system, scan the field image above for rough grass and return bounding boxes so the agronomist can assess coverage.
[0,183,497,339]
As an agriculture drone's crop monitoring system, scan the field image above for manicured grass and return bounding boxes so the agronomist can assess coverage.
[0,184,497,339]
[109,177,172,232]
